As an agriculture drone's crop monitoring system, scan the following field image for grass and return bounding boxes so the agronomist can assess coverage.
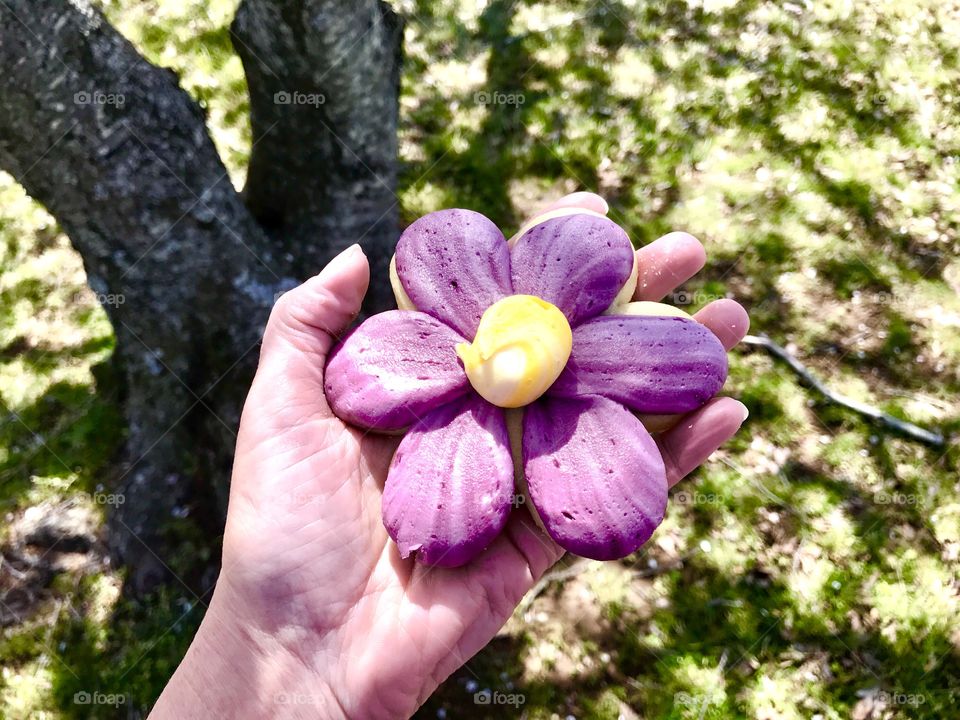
[2,0,959,717]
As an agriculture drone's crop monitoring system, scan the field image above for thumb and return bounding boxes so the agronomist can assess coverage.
[261,243,370,363]
[243,245,369,433]
[230,245,369,516]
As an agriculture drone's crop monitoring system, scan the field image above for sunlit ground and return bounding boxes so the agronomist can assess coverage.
[1,0,958,717]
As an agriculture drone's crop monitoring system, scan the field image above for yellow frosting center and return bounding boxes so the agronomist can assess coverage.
[456,295,572,408]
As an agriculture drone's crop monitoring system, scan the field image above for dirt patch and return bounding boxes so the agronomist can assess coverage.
[1,500,106,627]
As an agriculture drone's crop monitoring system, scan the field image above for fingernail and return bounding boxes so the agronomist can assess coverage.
[324,244,363,274]
[738,402,749,423]
[664,231,700,249]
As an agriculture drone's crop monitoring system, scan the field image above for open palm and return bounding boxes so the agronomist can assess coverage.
[154,194,748,719]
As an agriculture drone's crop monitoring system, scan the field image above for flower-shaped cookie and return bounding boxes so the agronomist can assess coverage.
[325,209,728,566]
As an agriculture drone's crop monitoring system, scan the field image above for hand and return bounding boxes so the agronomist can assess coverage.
[150,193,749,719]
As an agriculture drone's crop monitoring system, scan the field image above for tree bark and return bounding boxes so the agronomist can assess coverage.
[0,0,401,594]
[0,0,280,594]
[232,0,403,311]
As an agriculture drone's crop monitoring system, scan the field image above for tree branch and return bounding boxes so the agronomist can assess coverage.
[0,0,284,593]
[741,334,946,447]
[231,0,404,310]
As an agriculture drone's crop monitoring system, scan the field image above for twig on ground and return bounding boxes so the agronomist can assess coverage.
[629,556,688,578]
[519,557,594,615]
[740,334,946,447]
[520,552,693,616]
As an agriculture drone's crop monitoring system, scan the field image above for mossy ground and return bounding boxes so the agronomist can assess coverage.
[2,0,958,717]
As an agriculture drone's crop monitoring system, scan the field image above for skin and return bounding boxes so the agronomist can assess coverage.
[150,193,750,719]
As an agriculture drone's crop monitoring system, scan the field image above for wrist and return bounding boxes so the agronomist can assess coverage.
[150,580,347,719]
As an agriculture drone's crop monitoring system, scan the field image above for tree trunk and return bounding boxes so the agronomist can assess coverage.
[232,0,403,312]
[0,0,401,594]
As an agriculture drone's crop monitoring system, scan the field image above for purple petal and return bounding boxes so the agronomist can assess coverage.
[382,395,514,567]
[522,395,667,560]
[510,213,635,326]
[550,315,728,413]
[325,310,469,431]
[395,209,513,338]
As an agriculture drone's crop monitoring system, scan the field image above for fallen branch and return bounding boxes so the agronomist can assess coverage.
[519,552,693,616]
[740,334,945,447]
[518,557,594,615]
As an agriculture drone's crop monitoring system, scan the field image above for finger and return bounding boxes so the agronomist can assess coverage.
[486,511,564,584]
[244,245,369,431]
[538,191,609,216]
[692,299,750,351]
[510,192,609,246]
[657,397,748,487]
[404,512,563,695]
[261,244,370,362]
[637,299,749,433]
[634,232,706,301]
[640,413,680,433]
[232,247,370,508]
